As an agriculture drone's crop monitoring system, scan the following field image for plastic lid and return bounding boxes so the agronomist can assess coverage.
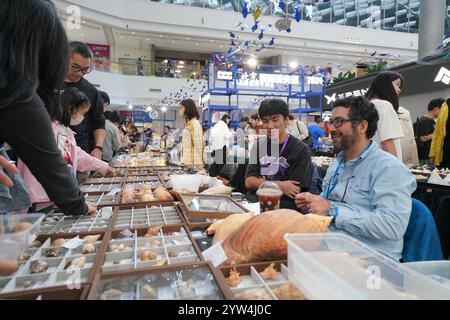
[256,181,283,197]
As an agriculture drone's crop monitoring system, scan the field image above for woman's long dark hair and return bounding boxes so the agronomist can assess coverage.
[365,71,403,112]
[180,99,200,121]
[0,0,69,119]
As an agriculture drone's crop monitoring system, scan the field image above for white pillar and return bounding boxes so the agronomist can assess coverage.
[418,0,446,59]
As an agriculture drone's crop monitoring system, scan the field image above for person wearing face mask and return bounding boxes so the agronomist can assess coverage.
[295,96,416,261]
[366,71,404,161]
[208,114,232,177]
[17,87,114,213]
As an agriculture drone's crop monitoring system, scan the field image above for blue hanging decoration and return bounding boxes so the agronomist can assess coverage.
[256,44,266,52]
[229,32,236,39]
[286,27,291,33]
[279,1,286,12]
[295,6,301,22]
[251,21,259,32]
[242,1,249,18]
[269,37,275,46]
[258,29,264,40]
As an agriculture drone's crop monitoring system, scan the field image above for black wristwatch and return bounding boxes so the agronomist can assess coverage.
[94,145,104,152]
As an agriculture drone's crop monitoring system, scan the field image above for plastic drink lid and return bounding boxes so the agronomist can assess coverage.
[256,181,283,196]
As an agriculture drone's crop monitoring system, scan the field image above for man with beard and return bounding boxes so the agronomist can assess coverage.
[295,96,416,261]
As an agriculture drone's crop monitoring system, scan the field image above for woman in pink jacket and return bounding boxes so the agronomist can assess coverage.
[18,87,113,212]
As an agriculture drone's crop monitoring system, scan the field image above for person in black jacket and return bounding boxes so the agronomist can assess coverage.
[65,41,106,160]
[0,0,95,216]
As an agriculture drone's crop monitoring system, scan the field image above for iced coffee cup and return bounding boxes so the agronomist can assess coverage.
[256,182,283,213]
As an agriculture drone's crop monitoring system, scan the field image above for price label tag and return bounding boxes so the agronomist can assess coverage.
[202,242,227,267]
[62,236,84,249]
[99,207,113,219]
[106,188,121,196]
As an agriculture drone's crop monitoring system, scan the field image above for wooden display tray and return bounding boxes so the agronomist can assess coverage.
[218,260,307,300]
[87,261,234,300]
[0,284,89,300]
[111,203,187,230]
[94,225,204,275]
[179,194,250,222]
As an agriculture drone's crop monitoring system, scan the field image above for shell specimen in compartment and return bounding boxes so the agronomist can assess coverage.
[83,234,101,244]
[18,252,30,262]
[259,263,278,281]
[12,222,33,233]
[177,279,195,297]
[52,238,66,247]
[100,289,123,300]
[29,240,42,249]
[31,260,48,274]
[139,251,157,261]
[140,284,157,299]
[144,226,161,238]
[19,281,33,289]
[109,243,131,253]
[45,248,62,258]
[65,256,86,272]
[81,243,96,254]
[227,267,241,288]
[147,239,161,249]
[235,288,272,300]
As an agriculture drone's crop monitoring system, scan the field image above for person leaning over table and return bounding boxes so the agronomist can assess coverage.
[295,96,416,261]
[0,0,96,276]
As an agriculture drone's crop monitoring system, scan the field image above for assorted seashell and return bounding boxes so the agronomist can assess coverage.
[83,234,101,244]
[81,243,96,254]
[100,289,123,300]
[12,222,33,233]
[51,238,66,247]
[31,260,48,274]
[139,251,157,261]
[65,256,86,272]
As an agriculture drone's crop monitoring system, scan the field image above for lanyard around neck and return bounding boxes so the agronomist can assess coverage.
[278,134,289,157]
[324,142,372,200]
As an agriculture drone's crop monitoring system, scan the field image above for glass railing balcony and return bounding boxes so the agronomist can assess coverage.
[90,57,207,79]
[143,0,450,35]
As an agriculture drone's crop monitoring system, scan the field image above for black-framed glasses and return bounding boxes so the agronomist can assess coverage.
[71,64,92,74]
[329,117,352,128]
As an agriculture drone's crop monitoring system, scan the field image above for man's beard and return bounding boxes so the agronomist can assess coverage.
[331,129,359,153]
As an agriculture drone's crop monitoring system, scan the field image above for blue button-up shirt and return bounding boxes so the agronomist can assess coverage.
[322,141,417,261]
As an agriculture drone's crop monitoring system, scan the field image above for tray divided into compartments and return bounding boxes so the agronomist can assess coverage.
[179,194,250,221]
[84,192,119,206]
[0,284,89,300]
[80,183,122,194]
[125,175,162,183]
[0,237,102,295]
[89,262,233,300]
[84,176,125,184]
[220,261,307,300]
[39,213,112,235]
[113,204,184,230]
[119,183,173,205]
[102,226,201,273]
[125,168,157,175]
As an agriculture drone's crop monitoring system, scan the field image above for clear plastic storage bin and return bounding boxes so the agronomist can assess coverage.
[403,261,450,291]
[0,214,45,260]
[284,233,450,300]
